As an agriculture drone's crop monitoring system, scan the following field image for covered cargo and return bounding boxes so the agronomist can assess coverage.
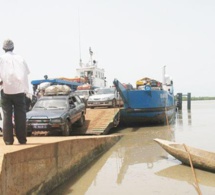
[136,77,162,90]
[44,85,71,96]
[77,83,92,90]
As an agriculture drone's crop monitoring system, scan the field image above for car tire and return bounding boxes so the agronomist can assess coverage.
[62,120,71,136]
[112,99,116,108]
[76,114,85,127]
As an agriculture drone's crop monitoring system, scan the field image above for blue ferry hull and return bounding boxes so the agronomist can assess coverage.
[119,105,175,126]
[113,79,176,126]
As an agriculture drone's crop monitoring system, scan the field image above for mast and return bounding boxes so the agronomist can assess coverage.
[162,65,166,85]
[78,9,82,67]
[89,47,93,66]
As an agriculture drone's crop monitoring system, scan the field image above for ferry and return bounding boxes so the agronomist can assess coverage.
[76,47,106,88]
[31,48,107,95]
[113,66,176,126]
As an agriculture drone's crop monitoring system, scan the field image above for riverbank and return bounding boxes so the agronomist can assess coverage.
[0,135,122,194]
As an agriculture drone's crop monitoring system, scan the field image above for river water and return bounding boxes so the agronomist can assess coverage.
[50,100,215,195]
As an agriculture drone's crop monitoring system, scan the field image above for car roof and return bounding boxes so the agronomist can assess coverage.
[38,94,75,100]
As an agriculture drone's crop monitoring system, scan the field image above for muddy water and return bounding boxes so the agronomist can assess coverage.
[50,100,215,195]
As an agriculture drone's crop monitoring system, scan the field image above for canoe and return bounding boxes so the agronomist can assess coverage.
[154,138,215,173]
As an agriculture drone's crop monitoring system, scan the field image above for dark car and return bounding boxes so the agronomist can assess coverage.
[26,94,86,136]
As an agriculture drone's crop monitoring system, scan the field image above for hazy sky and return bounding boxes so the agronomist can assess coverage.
[1,0,215,96]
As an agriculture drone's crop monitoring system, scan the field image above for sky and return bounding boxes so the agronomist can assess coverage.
[1,0,215,97]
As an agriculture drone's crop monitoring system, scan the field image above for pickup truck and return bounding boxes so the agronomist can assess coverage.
[26,92,86,136]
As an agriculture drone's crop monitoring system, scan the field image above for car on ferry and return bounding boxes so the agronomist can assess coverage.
[74,89,95,101]
[26,85,86,136]
[74,89,95,107]
[87,87,123,108]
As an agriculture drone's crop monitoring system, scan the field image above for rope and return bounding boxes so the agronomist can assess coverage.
[183,144,202,195]
[165,107,170,131]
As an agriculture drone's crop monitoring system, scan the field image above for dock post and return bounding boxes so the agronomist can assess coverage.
[176,93,182,110]
[187,93,191,110]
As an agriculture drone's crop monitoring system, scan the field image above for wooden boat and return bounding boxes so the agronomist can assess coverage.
[154,138,215,173]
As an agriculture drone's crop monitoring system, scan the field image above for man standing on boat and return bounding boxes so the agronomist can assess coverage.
[0,39,30,145]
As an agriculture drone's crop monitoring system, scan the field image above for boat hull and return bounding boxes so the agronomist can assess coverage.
[154,138,215,173]
[113,78,175,126]
[119,89,175,126]
[119,105,175,126]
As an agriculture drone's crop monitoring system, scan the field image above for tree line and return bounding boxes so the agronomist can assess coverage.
[182,96,215,101]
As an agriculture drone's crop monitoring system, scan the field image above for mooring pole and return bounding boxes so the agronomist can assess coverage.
[187,93,191,110]
[176,93,183,110]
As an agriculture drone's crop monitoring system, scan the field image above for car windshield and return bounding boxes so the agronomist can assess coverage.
[74,90,88,96]
[96,88,115,95]
[33,99,67,110]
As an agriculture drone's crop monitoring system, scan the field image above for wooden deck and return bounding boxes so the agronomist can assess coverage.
[72,108,121,135]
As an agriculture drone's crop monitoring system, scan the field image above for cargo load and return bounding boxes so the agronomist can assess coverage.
[136,77,162,90]
[44,85,71,96]
[38,82,51,90]
[58,77,86,83]
[77,83,92,90]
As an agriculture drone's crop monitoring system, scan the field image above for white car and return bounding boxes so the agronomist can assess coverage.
[74,89,95,101]
[87,87,123,108]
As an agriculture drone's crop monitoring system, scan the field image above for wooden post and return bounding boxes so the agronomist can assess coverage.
[176,93,182,110]
[187,93,191,110]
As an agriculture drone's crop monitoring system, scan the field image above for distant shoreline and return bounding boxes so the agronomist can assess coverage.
[182,97,215,101]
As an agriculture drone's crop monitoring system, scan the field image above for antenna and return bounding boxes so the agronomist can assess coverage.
[163,65,166,84]
[89,47,93,65]
[78,9,82,67]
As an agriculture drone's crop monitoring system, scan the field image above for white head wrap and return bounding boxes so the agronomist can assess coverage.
[3,39,14,50]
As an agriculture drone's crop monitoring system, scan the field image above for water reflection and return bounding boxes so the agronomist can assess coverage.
[175,109,193,130]
[50,126,176,195]
[156,164,215,187]
[50,101,215,195]
[176,110,183,126]
[187,110,192,126]
[48,140,117,195]
[114,127,174,184]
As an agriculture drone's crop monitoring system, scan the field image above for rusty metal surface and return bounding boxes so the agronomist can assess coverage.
[72,108,120,135]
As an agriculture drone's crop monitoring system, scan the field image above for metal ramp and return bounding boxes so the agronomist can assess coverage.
[72,108,120,135]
